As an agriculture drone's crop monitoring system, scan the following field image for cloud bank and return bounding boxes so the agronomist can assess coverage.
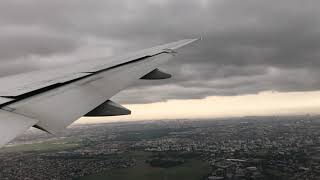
[1,0,320,103]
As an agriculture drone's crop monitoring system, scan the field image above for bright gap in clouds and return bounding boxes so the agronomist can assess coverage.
[77,90,320,124]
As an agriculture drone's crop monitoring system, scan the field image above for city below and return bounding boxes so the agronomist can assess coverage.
[0,116,319,180]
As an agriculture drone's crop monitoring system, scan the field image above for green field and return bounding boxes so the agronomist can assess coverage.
[79,151,211,180]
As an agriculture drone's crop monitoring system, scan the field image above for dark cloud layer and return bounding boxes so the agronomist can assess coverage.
[1,0,320,103]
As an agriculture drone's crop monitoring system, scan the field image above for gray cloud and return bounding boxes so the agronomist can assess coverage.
[0,0,320,103]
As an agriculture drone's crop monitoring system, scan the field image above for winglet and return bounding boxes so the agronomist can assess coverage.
[169,39,199,50]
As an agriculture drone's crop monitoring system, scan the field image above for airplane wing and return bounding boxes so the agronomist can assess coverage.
[0,39,198,148]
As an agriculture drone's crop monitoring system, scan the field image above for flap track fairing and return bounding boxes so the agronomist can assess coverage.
[140,68,172,80]
[85,100,131,117]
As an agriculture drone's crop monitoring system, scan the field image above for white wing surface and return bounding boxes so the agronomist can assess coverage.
[0,39,198,148]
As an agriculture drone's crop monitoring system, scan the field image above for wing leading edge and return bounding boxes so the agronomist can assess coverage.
[0,39,198,148]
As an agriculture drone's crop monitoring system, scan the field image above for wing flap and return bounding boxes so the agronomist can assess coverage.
[0,110,38,147]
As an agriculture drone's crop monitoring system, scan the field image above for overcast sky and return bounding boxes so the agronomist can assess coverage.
[1,0,320,105]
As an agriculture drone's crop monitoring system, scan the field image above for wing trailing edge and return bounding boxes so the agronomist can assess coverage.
[0,110,38,148]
